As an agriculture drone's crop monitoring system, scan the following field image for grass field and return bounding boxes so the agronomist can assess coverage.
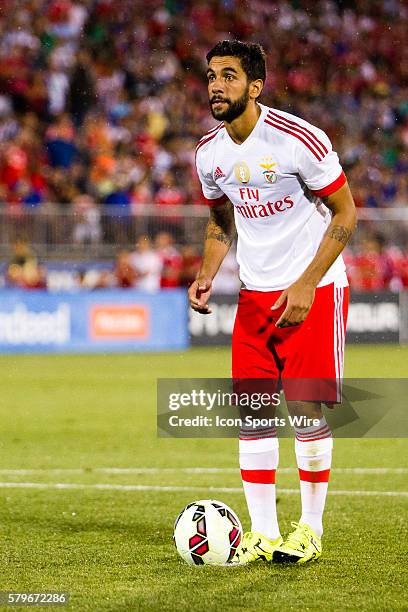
[1,345,408,611]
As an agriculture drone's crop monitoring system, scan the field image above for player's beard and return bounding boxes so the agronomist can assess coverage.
[210,85,250,123]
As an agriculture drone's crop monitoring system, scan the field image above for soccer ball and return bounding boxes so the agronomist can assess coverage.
[173,499,242,566]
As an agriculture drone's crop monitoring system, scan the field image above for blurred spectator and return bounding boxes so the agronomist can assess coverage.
[19,261,47,289]
[130,176,153,210]
[154,171,186,240]
[155,231,183,288]
[67,50,96,126]
[395,243,408,288]
[154,172,186,207]
[9,239,35,266]
[72,193,101,246]
[1,143,28,192]
[114,250,137,288]
[103,174,132,243]
[104,176,131,210]
[130,234,162,292]
[179,245,201,288]
[346,233,396,291]
[19,179,44,208]
[7,239,47,289]
[45,113,77,168]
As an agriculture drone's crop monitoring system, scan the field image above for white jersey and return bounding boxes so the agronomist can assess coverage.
[130,250,162,292]
[195,103,348,291]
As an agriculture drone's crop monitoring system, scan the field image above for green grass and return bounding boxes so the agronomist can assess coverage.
[0,346,407,611]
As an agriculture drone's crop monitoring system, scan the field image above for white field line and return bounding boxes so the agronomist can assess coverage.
[0,482,407,497]
[0,467,407,475]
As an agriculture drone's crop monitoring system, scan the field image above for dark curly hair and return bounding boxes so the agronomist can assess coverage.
[206,40,266,83]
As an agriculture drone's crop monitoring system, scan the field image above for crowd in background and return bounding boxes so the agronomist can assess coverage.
[5,234,241,292]
[0,0,407,213]
[1,0,408,292]
[5,234,408,292]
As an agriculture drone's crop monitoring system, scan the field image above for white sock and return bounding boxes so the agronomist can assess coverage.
[294,417,333,538]
[239,433,280,541]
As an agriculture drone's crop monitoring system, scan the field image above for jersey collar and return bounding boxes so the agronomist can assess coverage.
[223,103,268,149]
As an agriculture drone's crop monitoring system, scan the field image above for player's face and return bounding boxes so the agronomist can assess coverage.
[207,56,250,123]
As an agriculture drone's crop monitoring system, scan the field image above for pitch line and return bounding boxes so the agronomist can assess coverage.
[0,482,407,497]
[0,467,407,475]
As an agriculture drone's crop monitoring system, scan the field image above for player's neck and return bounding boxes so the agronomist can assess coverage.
[224,102,261,145]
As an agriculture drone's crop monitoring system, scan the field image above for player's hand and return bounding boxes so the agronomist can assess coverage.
[188,276,213,314]
[271,281,315,328]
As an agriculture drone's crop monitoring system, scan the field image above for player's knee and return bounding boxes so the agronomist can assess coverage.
[287,400,323,420]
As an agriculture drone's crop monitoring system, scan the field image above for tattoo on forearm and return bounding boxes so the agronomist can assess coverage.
[326,225,352,245]
[205,202,235,246]
[206,222,233,245]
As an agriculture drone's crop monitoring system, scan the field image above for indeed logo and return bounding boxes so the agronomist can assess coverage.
[235,194,294,219]
[0,304,70,345]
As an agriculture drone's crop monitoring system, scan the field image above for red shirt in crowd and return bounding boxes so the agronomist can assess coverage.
[157,246,183,288]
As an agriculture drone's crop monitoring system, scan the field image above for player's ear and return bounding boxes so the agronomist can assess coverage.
[249,79,264,100]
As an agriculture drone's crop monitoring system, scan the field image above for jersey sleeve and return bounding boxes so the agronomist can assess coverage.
[195,148,228,207]
[295,127,347,197]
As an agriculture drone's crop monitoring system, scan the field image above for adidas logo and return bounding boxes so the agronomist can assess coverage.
[214,166,226,180]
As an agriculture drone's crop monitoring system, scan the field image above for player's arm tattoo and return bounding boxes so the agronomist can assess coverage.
[326,224,353,245]
[321,195,354,246]
[205,202,236,246]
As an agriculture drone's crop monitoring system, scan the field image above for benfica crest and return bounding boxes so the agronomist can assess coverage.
[260,157,278,183]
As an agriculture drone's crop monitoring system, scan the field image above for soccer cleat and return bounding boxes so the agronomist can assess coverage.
[272,522,322,564]
[230,531,283,565]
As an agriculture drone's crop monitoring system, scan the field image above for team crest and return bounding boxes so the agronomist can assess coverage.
[234,161,250,184]
[260,157,278,184]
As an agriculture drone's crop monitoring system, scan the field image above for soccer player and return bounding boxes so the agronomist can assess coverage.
[189,40,357,564]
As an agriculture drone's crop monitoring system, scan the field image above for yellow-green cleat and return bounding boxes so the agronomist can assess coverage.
[272,522,322,564]
[231,531,283,565]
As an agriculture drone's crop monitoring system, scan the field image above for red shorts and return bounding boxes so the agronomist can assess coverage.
[232,282,349,403]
